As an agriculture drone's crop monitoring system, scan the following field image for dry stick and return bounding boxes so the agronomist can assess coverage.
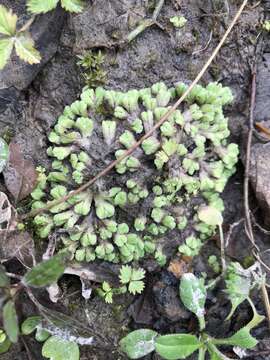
[244,68,270,329]
[244,67,259,251]
[23,0,248,220]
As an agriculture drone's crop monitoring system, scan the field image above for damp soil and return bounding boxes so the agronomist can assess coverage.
[1,0,270,359]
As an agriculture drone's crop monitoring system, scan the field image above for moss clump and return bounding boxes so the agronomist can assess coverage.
[77,50,106,88]
[31,81,238,265]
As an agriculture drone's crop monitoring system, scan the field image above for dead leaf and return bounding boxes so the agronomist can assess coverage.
[0,230,35,268]
[0,192,12,229]
[3,142,37,202]
[46,262,120,302]
[167,256,192,279]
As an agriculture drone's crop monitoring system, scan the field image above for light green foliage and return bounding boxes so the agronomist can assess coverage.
[208,255,220,274]
[120,272,264,359]
[0,137,8,173]
[0,329,11,354]
[23,253,68,288]
[77,50,106,88]
[119,329,158,359]
[180,273,206,330]
[97,281,114,303]
[42,336,80,360]
[170,15,187,28]
[119,265,145,295]
[0,5,41,69]
[263,20,270,31]
[3,300,19,343]
[27,0,85,14]
[178,236,202,257]
[224,262,260,319]
[155,334,202,359]
[32,81,238,268]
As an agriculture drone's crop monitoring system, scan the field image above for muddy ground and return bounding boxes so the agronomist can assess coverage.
[1,0,270,359]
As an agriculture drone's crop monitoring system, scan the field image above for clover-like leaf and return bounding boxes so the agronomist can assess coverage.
[22,253,68,288]
[3,300,19,343]
[198,206,223,226]
[155,334,202,360]
[0,5,17,36]
[14,33,41,65]
[42,336,80,360]
[0,38,14,70]
[27,0,59,14]
[120,329,158,359]
[61,0,85,12]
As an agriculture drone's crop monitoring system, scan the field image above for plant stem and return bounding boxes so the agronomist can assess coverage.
[198,346,206,360]
[199,316,206,332]
[218,223,226,273]
[23,0,248,220]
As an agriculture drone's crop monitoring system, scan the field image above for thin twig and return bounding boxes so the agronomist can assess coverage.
[224,218,245,247]
[23,0,248,220]
[126,0,164,43]
[152,0,164,21]
[192,31,213,56]
[218,224,226,273]
[244,67,259,250]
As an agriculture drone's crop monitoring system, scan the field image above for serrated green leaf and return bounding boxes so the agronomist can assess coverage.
[128,280,145,295]
[131,268,145,281]
[0,265,9,287]
[3,300,19,343]
[26,0,59,14]
[14,33,41,65]
[119,265,132,284]
[0,5,17,36]
[120,329,158,359]
[22,253,68,287]
[0,38,14,71]
[42,336,80,360]
[21,316,42,335]
[155,334,202,360]
[198,206,223,226]
[61,0,85,12]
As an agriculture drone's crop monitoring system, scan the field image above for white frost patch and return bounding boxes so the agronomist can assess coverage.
[192,288,205,317]
[39,325,94,345]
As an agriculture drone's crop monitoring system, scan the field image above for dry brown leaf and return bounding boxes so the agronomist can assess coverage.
[3,142,37,202]
[0,230,35,268]
[167,256,192,279]
[0,192,12,229]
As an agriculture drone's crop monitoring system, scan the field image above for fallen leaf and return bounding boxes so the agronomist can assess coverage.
[0,192,12,229]
[168,256,192,279]
[0,230,35,267]
[3,142,37,202]
[38,305,102,346]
